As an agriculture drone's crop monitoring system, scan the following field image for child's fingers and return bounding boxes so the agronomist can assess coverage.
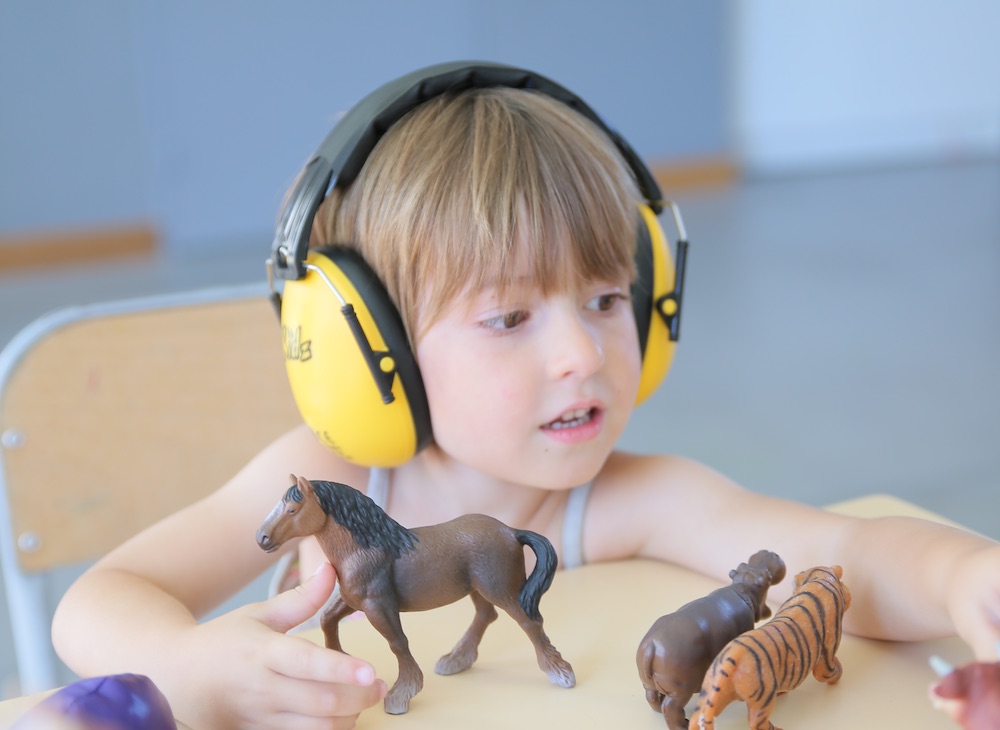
[267,673,387,722]
[268,633,380,686]
[252,562,338,634]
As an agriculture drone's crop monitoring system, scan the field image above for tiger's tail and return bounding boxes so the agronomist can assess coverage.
[515,529,557,620]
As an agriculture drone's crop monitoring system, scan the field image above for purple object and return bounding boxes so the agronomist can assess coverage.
[12,673,176,729]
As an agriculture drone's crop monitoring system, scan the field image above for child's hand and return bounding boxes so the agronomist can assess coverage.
[947,543,1000,662]
[173,563,385,729]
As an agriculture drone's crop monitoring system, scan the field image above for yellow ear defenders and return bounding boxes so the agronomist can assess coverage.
[267,61,689,467]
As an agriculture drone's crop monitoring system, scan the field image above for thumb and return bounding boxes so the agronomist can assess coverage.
[253,562,336,634]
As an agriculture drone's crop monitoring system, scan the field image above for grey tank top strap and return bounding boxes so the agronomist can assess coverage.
[560,480,592,570]
[367,466,390,509]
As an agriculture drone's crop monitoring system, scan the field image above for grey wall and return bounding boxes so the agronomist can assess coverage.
[0,0,729,254]
[5,2,1000,256]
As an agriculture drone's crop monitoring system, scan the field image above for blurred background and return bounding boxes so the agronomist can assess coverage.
[1,0,999,699]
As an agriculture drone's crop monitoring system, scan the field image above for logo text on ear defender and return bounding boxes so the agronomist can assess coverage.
[316,429,349,459]
[282,325,312,362]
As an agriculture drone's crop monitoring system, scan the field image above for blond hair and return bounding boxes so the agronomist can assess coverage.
[312,87,640,342]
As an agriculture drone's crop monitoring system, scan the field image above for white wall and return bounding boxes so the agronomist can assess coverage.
[732,1,1000,174]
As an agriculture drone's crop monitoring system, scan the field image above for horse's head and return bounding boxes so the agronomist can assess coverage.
[256,474,328,553]
[729,550,787,620]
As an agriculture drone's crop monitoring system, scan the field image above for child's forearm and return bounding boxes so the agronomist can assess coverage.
[835,515,996,643]
[52,566,198,681]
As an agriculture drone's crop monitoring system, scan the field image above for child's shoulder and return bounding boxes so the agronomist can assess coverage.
[246,423,371,493]
[595,450,715,491]
[584,451,745,562]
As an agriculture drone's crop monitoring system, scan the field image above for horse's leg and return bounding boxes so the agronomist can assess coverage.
[471,548,575,689]
[362,600,423,715]
[496,600,575,688]
[319,595,356,653]
[435,591,498,676]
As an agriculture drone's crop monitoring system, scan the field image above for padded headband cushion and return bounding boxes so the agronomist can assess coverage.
[274,61,664,281]
[316,61,663,210]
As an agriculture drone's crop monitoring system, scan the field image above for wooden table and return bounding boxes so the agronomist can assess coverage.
[0,495,969,729]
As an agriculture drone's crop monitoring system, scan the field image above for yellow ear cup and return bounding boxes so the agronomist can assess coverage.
[280,250,422,467]
[634,204,677,405]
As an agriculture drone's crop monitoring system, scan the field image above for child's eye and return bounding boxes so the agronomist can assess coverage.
[480,310,530,332]
[586,292,629,312]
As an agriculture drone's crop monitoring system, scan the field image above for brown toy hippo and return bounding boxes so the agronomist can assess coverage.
[636,550,786,730]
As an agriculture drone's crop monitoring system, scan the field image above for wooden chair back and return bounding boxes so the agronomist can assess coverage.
[0,284,301,692]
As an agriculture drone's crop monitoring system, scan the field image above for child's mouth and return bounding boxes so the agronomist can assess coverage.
[544,408,596,430]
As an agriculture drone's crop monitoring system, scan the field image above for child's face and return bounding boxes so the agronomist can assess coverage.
[414,264,641,490]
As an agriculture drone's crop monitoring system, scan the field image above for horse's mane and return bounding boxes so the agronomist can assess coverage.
[287,480,419,559]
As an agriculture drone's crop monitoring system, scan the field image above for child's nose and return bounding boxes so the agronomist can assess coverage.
[547,313,604,380]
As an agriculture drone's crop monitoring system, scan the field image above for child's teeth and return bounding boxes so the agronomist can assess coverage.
[549,409,592,429]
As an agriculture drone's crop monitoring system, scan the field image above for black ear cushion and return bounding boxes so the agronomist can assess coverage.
[631,218,654,360]
[315,245,433,453]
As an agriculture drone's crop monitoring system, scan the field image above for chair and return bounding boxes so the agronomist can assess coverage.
[0,283,302,694]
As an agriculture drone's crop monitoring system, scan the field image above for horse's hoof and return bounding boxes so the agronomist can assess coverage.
[383,692,411,715]
[546,662,576,688]
[435,650,477,675]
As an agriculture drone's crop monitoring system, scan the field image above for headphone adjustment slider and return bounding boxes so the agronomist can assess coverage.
[657,236,688,343]
[340,304,397,405]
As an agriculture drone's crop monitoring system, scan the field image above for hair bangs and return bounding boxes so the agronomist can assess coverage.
[312,86,641,343]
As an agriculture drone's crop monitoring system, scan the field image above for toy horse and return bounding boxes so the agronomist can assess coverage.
[256,475,575,714]
[688,565,851,730]
[929,650,1000,730]
[636,550,786,730]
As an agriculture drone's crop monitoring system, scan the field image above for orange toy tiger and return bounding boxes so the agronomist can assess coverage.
[688,565,851,730]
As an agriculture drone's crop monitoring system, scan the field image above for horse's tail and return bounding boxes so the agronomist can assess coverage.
[515,529,557,621]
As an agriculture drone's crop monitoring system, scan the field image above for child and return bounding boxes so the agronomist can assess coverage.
[52,63,1000,730]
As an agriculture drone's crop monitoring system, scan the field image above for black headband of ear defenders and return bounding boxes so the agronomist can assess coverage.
[269,61,664,281]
